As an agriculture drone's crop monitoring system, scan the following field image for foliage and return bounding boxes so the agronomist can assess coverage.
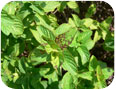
[1,1,114,89]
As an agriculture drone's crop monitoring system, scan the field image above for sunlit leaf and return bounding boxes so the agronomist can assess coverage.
[62,72,75,89]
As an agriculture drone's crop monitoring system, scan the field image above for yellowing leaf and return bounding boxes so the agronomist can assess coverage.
[51,52,60,69]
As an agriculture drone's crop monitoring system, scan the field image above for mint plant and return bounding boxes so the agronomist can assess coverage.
[1,1,114,89]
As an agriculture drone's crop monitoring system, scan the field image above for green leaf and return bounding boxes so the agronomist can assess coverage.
[30,27,46,44]
[102,67,114,80]
[29,46,48,66]
[37,63,54,78]
[31,76,44,89]
[42,36,60,52]
[3,60,9,69]
[3,1,17,15]
[99,17,112,39]
[13,72,19,83]
[58,2,67,12]
[37,25,55,41]
[16,3,31,20]
[1,10,24,36]
[98,61,107,68]
[34,14,54,31]
[1,32,7,51]
[78,71,93,81]
[3,68,12,81]
[65,27,77,40]
[45,71,58,82]
[77,46,90,65]
[82,38,95,50]
[10,59,17,67]
[100,16,112,30]
[93,30,101,43]
[103,34,114,51]
[63,49,78,75]
[18,57,26,74]
[48,14,59,28]
[68,18,76,27]
[97,61,114,80]
[77,31,92,43]
[96,65,106,88]
[41,1,60,12]
[72,75,78,88]
[6,43,20,57]
[67,1,79,13]
[1,70,9,83]
[32,64,51,77]
[80,25,91,31]
[41,81,48,89]
[44,45,58,54]
[82,18,99,30]
[55,23,72,36]
[89,55,98,71]
[30,4,44,15]
[85,3,96,18]
[48,81,59,89]
[62,72,75,89]
[72,14,81,27]
[69,30,80,47]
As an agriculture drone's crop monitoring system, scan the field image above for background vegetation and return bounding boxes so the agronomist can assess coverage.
[1,1,114,89]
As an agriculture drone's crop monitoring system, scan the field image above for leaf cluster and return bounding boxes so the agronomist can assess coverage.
[1,1,114,89]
